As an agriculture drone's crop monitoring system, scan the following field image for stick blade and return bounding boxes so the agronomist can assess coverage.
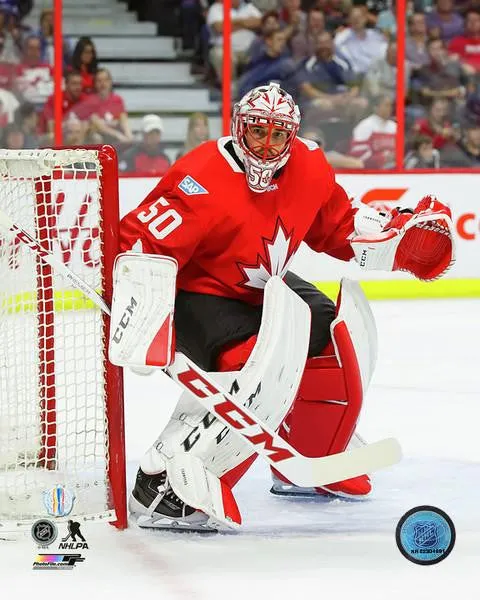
[306,437,402,488]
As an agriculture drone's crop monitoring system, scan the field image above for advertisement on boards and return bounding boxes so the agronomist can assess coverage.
[118,173,480,286]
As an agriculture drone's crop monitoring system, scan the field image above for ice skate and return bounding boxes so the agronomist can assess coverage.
[270,471,371,499]
[129,468,217,533]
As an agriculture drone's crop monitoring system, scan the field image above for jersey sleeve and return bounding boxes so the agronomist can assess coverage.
[304,180,356,261]
[119,170,213,271]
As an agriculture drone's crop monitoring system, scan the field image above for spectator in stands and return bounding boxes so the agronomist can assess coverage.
[302,125,366,168]
[86,68,133,148]
[248,10,281,63]
[237,30,298,99]
[207,0,262,83]
[0,84,18,121]
[119,114,171,175]
[354,0,391,27]
[448,10,480,73]
[0,95,8,126]
[441,119,480,164]
[298,31,368,121]
[1,121,25,149]
[71,36,98,94]
[361,40,406,100]
[349,94,397,168]
[412,97,459,148]
[17,0,32,20]
[14,35,53,107]
[291,8,326,61]
[177,112,210,159]
[63,116,87,146]
[404,134,441,167]
[0,2,22,64]
[406,12,430,70]
[334,6,388,75]
[313,0,349,32]
[412,37,473,107]
[426,0,464,42]
[42,70,88,135]
[36,8,72,67]
[188,2,210,78]
[0,56,14,87]
[14,101,39,148]
[463,89,480,122]
[179,0,204,54]
[0,0,21,15]
[376,1,397,39]
[278,0,307,41]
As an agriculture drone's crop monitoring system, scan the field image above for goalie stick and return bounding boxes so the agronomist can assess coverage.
[0,210,111,314]
[0,208,402,488]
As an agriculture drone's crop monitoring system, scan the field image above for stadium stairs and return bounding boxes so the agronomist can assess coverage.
[25,0,221,162]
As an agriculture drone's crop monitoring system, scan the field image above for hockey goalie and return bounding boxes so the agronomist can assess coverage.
[113,82,455,532]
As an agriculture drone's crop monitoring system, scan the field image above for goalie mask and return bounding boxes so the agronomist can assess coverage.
[232,82,301,193]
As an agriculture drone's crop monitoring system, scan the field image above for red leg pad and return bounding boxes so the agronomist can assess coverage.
[273,322,371,497]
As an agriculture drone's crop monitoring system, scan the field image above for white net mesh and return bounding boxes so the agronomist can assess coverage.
[0,149,117,529]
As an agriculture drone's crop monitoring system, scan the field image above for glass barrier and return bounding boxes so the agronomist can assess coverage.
[2,0,479,172]
[405,1,480,169]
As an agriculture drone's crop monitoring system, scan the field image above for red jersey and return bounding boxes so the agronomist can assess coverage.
[448,36,480,71]
[75,92,126,124]
[0,62,14,88]
[120,137,356,305]
[42,90,89,122]
[413,118,454,149]
[126,150,170,175]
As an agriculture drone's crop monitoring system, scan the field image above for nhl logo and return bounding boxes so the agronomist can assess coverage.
[413,521,439,548]
[31,519,58,547]
[42,485,76,517]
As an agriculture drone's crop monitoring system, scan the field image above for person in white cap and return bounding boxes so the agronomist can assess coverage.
[119,113,171,174]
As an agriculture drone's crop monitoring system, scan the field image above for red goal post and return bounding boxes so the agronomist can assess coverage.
[0,145,126,532]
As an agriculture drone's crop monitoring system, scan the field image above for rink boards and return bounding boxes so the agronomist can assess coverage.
[1,172,477,308]
[119,172,480,299]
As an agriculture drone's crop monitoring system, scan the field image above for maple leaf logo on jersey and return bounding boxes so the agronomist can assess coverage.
[237,218,299,290]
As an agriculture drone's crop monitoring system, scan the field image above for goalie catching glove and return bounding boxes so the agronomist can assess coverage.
[351,196,455,281]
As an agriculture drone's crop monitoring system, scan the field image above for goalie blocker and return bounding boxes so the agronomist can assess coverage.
[108,253,401,531]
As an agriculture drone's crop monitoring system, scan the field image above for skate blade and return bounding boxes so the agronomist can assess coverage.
[269,485,327,499]
[130,511,218,534]
[128,494,218,533]
[270,485,370,501]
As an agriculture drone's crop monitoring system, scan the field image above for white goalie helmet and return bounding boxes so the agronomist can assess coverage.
[232,82,301,193]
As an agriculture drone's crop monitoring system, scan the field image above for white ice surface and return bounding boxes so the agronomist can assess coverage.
[1,298,479,599]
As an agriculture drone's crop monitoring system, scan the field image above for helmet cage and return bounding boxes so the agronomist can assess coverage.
[231,83,301,192]
[236,112,298,164]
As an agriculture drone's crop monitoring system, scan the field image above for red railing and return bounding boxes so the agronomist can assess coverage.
[54,0,63,146]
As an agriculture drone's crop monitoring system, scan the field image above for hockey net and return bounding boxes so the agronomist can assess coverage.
[0,146,126,532]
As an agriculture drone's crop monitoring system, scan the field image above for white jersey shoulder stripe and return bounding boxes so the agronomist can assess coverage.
[216,136,244,173]
[297,137,319,151]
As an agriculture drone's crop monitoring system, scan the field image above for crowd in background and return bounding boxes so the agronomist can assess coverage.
[182,0,480,169]
[3,0,480,171]
[0,0,174,174]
